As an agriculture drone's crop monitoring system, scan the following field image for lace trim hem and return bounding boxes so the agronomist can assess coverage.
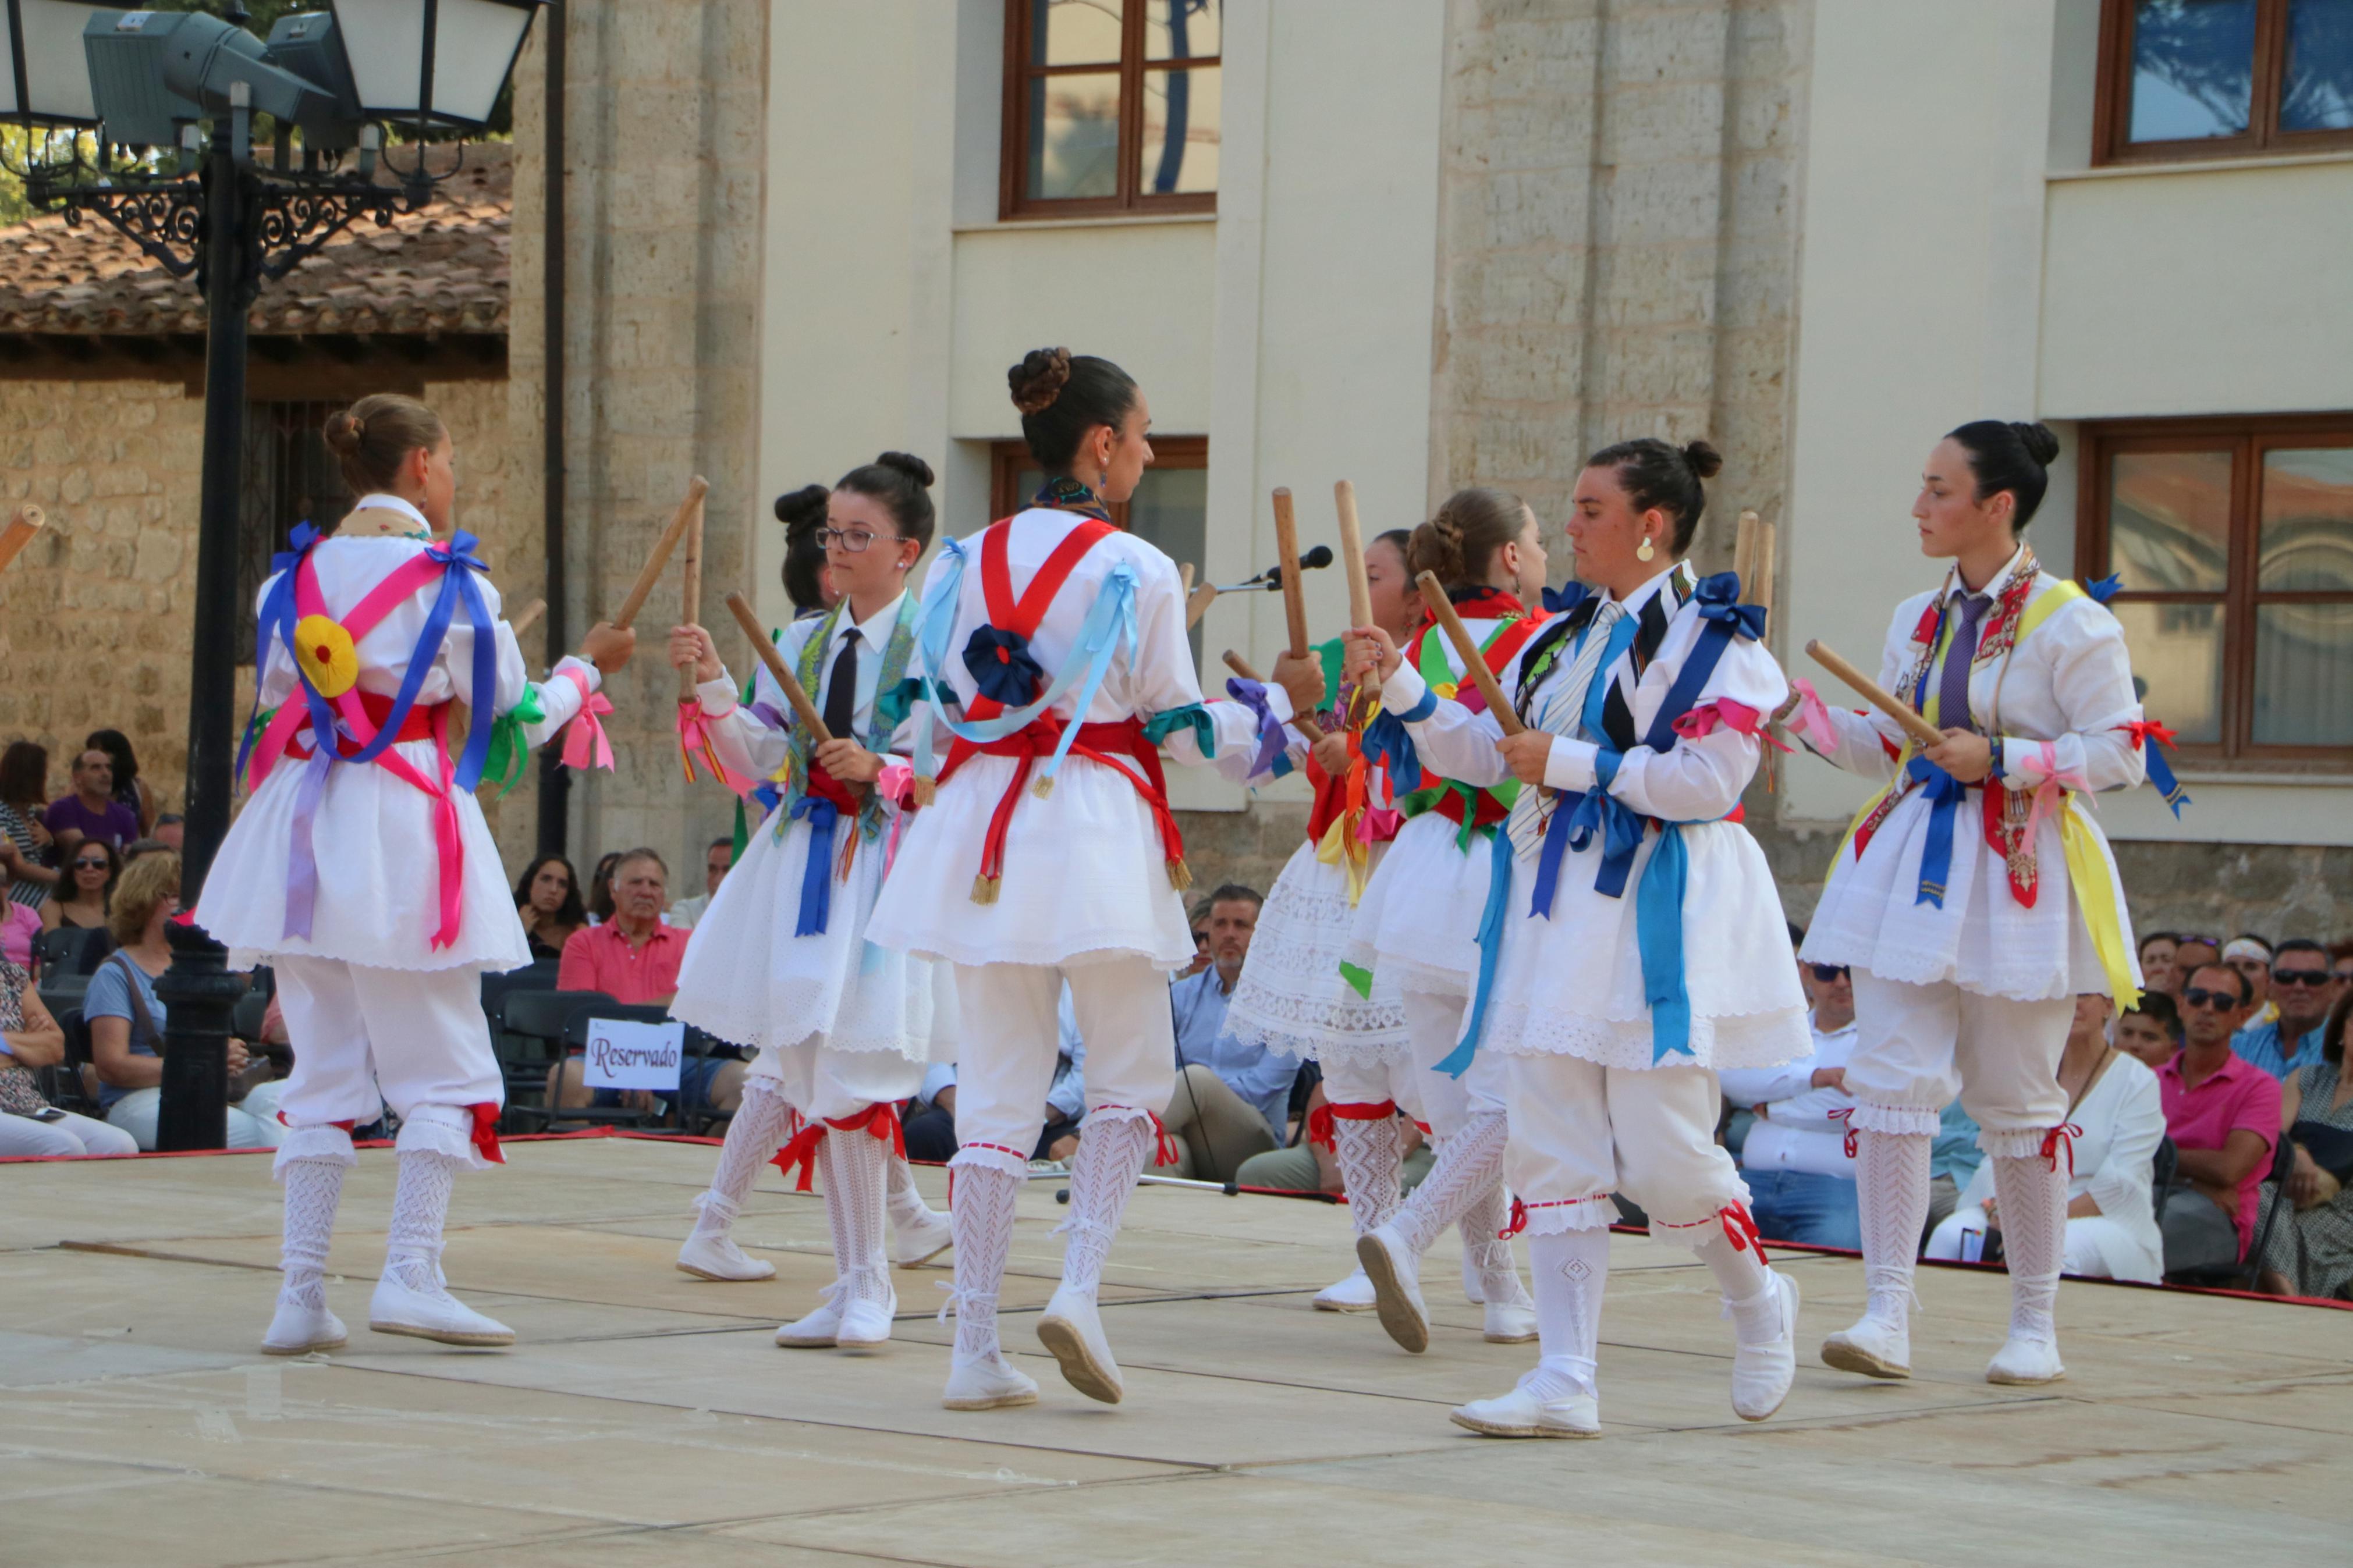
[1477,1002,1811,1072]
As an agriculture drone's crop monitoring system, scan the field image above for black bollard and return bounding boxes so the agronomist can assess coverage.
[152,919,243,1151]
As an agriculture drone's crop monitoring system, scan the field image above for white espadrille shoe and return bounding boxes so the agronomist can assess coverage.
[1356,1224,1431,1353]
[261,1290,346,1356]
[942,1351,1039,1410]
[1037,1283,1124,1404]
[889,1206,955,1269]
[775,1283,846,1348]
[1820,1311,1911,1379]
[833,1295,895,1350]
[1985,1334,2065,1386]
[1314,1266,1378,1312]
[368,1266,514,1347]
[1450,1375,1601,1439]
[676,1228,777,1282]
[1729,1271,1798,1421]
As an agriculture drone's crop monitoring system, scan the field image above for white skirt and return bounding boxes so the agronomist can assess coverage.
[1804,788,2135,1003]
[1343,810,1496,1000]
[867,751,1193,971]
[1223,838,1409,1067]
[197,737,530,974]
[1480,817,1811,1072]
[670,804,934,1059]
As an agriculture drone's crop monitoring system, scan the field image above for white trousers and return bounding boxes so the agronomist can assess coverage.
[1320,1052,1426,1124]
[949,956,1174,1172]
[751,1034,924,1123]
[1,1107,140,1157]
[1846,971,2071,1147]
[1400,989,1506,1139]
[105,1090,286,1153]
[1503,1054,1747,1233]
[271,957,503,1131]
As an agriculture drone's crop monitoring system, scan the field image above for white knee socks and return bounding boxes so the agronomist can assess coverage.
[1459,1181,1531,1307]
[385,1149,460,1296]
[1855,1129,1932,1328]
[279,1158,345,1309]
[1057,1112,1155,1296]
[1332,1115,1403,1239]
[946,1162,1021,1361]
[690,1078,794,1241]
[1990,1153,2065,1344]
[1392,1111,1507,1258]
[1525,1228,1611,1400]
[819,1127,893,1309]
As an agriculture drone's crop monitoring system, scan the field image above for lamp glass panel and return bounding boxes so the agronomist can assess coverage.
[335,0,531,125]
[22,0,109,123]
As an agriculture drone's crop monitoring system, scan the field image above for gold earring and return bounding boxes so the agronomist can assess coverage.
[1637,536,1656,563]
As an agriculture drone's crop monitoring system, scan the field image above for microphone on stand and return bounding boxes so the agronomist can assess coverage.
[1216,544,1332,595]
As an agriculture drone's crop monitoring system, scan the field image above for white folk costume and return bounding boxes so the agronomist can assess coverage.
[1374,563,1809,1433]
[1791,542,2155,1385]
[197,502,613,1354]
[668,590,953,1347]
[865,493,1285,1410]
[1340,590,1542,1348]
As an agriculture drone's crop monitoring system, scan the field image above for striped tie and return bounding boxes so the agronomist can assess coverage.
[1507,599,1626,861]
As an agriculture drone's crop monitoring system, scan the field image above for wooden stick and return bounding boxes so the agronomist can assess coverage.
[1734,509,1776,618]
[1222,649,1325,743]
[1805,639,1944,749]
[0,504,46,576]
[1414,571,1524,737]
[1186,579,1220,630]
[724,590,831,745]
[1270,487,1311,658]
[1732,509,1758,596]
[1333,480,1373,631]
[1179,561,1195,598]
[676,492,705,699]
[612,476,708,630]
[509,599,545,639]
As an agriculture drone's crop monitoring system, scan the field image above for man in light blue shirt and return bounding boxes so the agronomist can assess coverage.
[1164,884,1301,1180]
[2231,938,2331,1082]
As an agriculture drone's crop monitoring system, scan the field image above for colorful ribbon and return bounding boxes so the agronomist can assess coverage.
[677,699,742,792]
[469,1103,506,1165]
[1673,698,1792,752]
[2040,1121,2084,1178]
[2117,719,2191,817]
[1222,677,1292,780]
[1905,753,1967,909]
[557,667,614,770]
[2022,739,2090,849]
[788,791,843,937]
[1434,826,1516,1078]
[1781,677,1839,752]
[481,684,545,798]
[1305,1098,1397,1153]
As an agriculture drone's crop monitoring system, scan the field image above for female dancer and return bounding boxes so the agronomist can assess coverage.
[1220,529,1435,1311]
[868,347,1317,1410]
[1788,422,2143,1386]
[666,453,953,1348]
[1348,438,1809,1435]
[197,393,632,1354]
[1340,489,1545,1351]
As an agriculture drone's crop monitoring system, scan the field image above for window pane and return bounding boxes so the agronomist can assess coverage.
[1138,65,1219,195]
[2128,0,2257,142]
[1027,72,1121,201]
[2113,600,2227,744]
[1013,465,1045,511]
[2283,0,2353,132]
[1147,0,1219,60]
[1029,0,1124,66]
[2258,447,2353,589]
[2109,449,2234,592]
[1127,463,1208,661]
[2254,603,2353,745]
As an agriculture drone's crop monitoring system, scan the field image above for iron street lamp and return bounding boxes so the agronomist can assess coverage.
[2,1,544,1150]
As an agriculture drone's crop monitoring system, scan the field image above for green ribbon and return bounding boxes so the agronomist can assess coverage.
[481,686,546,798]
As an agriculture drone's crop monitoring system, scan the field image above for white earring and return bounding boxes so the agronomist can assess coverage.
[1637,536,1656,563]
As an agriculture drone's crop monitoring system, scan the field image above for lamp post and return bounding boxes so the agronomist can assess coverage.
[2,0,544,1150]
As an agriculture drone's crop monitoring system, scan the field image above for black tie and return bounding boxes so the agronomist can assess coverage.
[821,627,859,742]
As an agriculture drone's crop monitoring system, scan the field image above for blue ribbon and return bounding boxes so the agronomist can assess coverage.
[789,793,840,937]
[1434,824,1517,1079]
[2084,573,2123,605]
[2143,736,2190,817]
[236,523,321,788]
[1358,708,1422,794]
[1541,581,1595,617]
[963,625,1049,707]
[1905,752,1967,908]
[1690,571,1767,643]
[1636,824,1694,1062]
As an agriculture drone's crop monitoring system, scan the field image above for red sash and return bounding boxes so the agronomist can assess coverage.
[285,691,444,758]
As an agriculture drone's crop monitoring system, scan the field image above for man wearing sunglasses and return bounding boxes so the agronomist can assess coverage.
[2232,938,2333,1082]
[2159,963,2283,1270]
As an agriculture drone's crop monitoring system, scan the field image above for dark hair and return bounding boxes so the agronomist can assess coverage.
[2324,989,2352,1066]
[1787,920,1807,947]
[0,740,46,808]
[1007,347,1140,474]
[2331,938,2353,963]
[67,835,121,895]
[2275,937,2328,964]
[121,838,171,863]
[1407,488,1531,591]
[1584,438,1722,554]
[85,729,139,796]
[585,851,622,921]
[1206,883,1264,911]
[1372,527,1412,557]
[2187,962,2251,1005]
[321,394,448,497]
[1945,420,2060,531]
[775,483,832,612]
[835,451,937,552]
[2126,991,2184,1043]
[2138,930,2177,959]
[513,854,586,928]
[707,835,734,854]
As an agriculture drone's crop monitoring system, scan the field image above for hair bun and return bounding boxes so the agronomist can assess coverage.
[322,408,364,456]
[1008,347,1073,416]
[1680,439,1723,481]
[2009,421,2060,467]
[875,450,935,488]
[773,482,829,531]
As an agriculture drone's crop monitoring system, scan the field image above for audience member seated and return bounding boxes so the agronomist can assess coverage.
[2234,938,2331,1080]
[1160,884,1300,1183]
[2159,961,2282,1275]
[546,849,732,1119]
[583,850,622,926]
[39,838,116,935]
[86,852,285,1151]
[1179,897,1213,979]
[0,956,139,1156]
[514,854,588,961]
[43,746,140,855]
[1233,1080,1434,1197]
[152,813,184,853]
[1925,1097,1983,1239]
[1927,994,2165,1282]
[1721,959,1859,1249]
[2256,992,2353,1300]
[2136,932,2178,1000]
[2171,934,2221,991]
[2117,992,2183,1071]
[0,859,39,969]
[120,838,172,865]
[2331,941,2353,1001]
[2224,934,2277,1030]
[665,837,734,929]
[84,728,158,839]
[0,740,58,911]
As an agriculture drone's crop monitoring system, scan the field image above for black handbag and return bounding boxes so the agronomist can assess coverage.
[2290,1120,2353,1183]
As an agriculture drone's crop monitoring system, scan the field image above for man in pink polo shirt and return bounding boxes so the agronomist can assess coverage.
[546,849,723,1116]
[2159,962,2283,1265]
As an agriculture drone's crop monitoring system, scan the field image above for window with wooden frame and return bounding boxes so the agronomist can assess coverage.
[1000,0,1220,219]
[239,400,356,663]
[2095,0,2353,164]
[2078,416,2353,769]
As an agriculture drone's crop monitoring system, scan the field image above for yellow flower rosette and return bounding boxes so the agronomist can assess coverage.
[293,614,359,699]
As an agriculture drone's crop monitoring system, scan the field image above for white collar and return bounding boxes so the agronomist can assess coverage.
[837,591,907,648]
[1941,542,2033,606]
[1606,560,1687,616]
[1810,1011,1857,1039]
[347,493,434,536]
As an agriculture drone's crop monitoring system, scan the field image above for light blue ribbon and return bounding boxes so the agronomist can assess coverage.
[1635,822,1694,1062]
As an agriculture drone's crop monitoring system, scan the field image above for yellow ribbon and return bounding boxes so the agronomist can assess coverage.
[1316,810,1371,906]
[2059,798,2141,1010]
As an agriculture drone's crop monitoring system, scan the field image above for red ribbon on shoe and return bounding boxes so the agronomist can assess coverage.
[470,1103,506,1165]
[1718,1202,1766,1261]
[1502,1197,1528,1239]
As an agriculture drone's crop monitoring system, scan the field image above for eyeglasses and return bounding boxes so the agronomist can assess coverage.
[72,857,109,870]
[2274,968,2331,988]
[815,527,908,554]
[1808,963,1850,983]
[2181,988,2241,1011]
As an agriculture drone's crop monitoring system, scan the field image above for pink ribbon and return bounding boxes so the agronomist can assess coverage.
[556,666,613,771]
[676,700,746,794]
[1673,697,1794,752]
[1780,677,1839,752]
[1357,803,1403,846]
[2023,739,2089,845]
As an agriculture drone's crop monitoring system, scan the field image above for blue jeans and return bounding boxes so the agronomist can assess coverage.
[1743,1168,1861,1250]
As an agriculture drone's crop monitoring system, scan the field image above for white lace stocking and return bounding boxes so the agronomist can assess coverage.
[1991,1153,2065,1343]
[1458,1181,1530,1307]
[944,1162,1020,1360]
[821,1126,893,1309]
[1855,1129,1932,1328]
[385,1149,460,1297]
[1332,1115,1403,1238]
[1393,1110,1507,1258]
[278,1158,345,1307]
[1056,1112,1154,1297]
[1526,1228,1610,1400]
[693,1079,794,1240]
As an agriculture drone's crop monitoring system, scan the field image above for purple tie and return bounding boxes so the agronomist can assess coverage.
[1936,591,1989,733]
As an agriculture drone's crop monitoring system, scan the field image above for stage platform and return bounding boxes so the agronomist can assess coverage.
[5,1133,2347,1567]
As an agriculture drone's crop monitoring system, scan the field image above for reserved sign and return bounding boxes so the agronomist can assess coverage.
[580,1018,686,1091]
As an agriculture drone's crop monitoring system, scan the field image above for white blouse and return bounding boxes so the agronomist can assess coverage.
[1955,1048,2166,1281]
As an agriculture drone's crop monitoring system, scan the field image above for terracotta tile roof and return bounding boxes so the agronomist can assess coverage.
[0,145,508,337]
